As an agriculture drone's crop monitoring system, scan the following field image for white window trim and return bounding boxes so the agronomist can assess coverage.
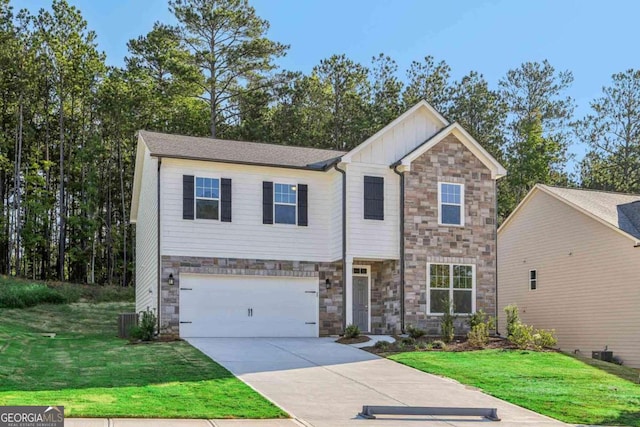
[353,264,371,332]
[273,182,297,226]
[426,262,476,316]
[194,176,220,221]
[529,269,537,291]
[438,182,465,227]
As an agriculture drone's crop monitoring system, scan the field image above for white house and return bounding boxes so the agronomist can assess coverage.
[130,101,506,338]
[498,184,640,367]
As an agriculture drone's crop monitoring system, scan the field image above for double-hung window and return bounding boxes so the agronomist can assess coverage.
[529,270,537,290]
[428,263,474,315]
[195,177,220,220]
[439,182,464,226]
[274,183,297,224]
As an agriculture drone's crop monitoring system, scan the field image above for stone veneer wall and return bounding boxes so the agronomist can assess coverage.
[160,256,344,336]
[369,260,401,334]
[404,134,497,335]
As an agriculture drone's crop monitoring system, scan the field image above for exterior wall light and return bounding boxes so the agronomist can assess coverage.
[325,278,331,289]
[168,273,175,286]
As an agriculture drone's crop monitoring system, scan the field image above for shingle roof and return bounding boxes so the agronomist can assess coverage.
[138,130,346,170]
[540,184,640,240]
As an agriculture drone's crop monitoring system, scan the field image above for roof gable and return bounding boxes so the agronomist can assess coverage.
[499,184,640,244]
[395,122,507,179]
[341,100,449,164]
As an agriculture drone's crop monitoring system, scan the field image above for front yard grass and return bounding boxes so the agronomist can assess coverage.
[390,349,640,426]
[0,301,286,419]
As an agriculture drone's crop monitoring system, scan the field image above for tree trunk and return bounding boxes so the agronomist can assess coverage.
[13,93,23,276]
[57,77,66,281]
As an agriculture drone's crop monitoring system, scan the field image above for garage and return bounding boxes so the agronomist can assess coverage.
[179,274,319,338]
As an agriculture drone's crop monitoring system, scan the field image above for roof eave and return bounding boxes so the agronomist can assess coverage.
[150,153,340,172]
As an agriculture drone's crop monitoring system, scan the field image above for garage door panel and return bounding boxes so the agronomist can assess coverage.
[179,274,318,338]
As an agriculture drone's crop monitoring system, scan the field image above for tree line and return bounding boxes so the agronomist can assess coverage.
[1,0,638,285]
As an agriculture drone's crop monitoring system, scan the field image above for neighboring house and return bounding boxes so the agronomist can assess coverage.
[498,184,640,367]
[130,101,506,338]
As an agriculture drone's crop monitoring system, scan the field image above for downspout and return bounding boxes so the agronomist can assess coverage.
[333,163,347,332]
[494,180,500,335]
[392,165,406,334]
[156,158,162,334]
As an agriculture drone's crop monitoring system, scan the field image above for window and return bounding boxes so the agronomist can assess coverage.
[364,176,384,220]
[274,183,297,224]
[428,263,474,315]
[529,270,537,290]
[195,177,219,220]
[439,182,464,226]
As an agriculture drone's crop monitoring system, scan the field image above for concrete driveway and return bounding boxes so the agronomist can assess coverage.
[187,338,566,427]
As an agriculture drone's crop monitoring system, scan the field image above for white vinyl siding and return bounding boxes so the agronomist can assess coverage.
[498,190,640,368]
[134,145,158,314]
[346,163,399,260]
[161,159,339,261]
[350,107,443,165]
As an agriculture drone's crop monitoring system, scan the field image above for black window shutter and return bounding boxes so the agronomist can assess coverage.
[263,181,273,224]
[364,176,384,220]
[297,184,308,226]
[221,178,232,222]
[183,175,194,220]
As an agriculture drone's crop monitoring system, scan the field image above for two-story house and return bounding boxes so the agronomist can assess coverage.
[130,101,506,337]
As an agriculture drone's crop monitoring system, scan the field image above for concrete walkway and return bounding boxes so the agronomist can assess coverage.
[187,337,567,427]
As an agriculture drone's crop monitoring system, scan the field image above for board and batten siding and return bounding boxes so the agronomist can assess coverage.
[498,190,640,367]
[160,158,342,262]
[350,108,443,166]
[135,145,158,314]
[346,163,400,259]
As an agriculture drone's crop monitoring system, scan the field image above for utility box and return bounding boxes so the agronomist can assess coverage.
[592,351,613,362]
[118,312,139,338]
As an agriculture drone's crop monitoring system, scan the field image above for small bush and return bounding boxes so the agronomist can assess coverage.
[504,304,520,338]
[416,341,430,350]
[344,324,360,339]
[400,337,415,346]
[468,323,490,348]
[131,309,156,341]
[431,340,446,350]
[374,340,390,350]
[406,324,426,339]
[509,322,534,349]
[440,312,455,343]
[533,329,557,349]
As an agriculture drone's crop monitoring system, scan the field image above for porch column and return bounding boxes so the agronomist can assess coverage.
[345,256,353,326]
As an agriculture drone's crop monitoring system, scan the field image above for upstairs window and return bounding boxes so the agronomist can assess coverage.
[439,182,464,226]
[529,270,537,290]
[196,177,220,220]
[274,183,297,224]
[364,176,384,220]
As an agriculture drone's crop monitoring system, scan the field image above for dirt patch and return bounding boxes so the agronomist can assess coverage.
[336,336,371,344]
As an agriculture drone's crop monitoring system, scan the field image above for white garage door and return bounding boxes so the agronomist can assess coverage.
[179,274,319,338]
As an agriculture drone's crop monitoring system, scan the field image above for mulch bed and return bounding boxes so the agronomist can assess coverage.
[362,336,520,355]
[335,335,371,344]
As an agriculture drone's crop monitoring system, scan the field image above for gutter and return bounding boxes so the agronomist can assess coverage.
[333,163,347,332]
[392,164,406,333]
[156,158,162,334]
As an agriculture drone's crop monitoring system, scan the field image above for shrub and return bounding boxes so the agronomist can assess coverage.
[416,341,430,350]
[533,329,557,349]
[509,322,534,349]
[344,324,360,339]
[504,304,520,338]
[467,323,490,348]
[431,340,446,350]
[131,309,156,341]
[374,340,390,350]
[440,311,455,343]
[400,337,415,346]
[0,282,67,308]
[406,324,426,339]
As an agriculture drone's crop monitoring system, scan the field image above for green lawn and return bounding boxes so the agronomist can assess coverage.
[390,350,640,426]
[0,301,286,419]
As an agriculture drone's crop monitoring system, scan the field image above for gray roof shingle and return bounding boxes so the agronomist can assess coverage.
[541,184,640,240]
[139,130,346,170]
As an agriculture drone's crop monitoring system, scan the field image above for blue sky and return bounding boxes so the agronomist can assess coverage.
[21,0,640,171]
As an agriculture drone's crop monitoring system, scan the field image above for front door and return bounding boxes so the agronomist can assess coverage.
[352,275,369,332]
